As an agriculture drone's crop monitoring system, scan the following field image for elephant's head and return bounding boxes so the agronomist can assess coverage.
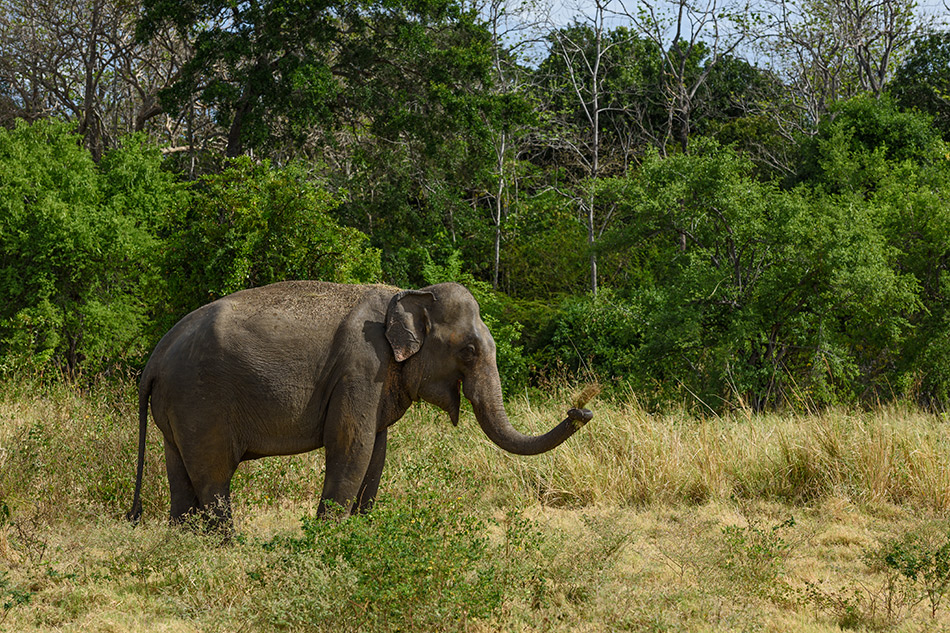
[385,283,591,455]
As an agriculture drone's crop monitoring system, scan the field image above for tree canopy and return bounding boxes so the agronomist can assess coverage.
[1,0,949,411]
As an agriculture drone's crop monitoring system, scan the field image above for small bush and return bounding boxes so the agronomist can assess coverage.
[719,514,796,603]
[873,526,950,619]
[0,570,32,625]
[260,488,503,631]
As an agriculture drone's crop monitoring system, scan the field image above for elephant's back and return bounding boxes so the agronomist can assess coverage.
[221,280,399,322]
[143,281,401,434]
[143,280,400,380]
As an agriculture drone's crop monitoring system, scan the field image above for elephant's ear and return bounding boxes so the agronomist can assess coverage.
[386,290,435,362]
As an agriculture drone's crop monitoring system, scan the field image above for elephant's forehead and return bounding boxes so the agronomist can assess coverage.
[445,315,489,342]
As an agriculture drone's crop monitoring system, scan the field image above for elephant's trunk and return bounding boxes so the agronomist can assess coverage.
[466,372,591,455]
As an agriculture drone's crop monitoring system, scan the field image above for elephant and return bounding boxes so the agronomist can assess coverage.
[127,281,592,529]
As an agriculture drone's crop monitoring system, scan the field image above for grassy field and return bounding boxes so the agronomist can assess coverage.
[3,379,950,632]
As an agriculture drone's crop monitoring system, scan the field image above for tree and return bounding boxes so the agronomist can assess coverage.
[0,121,184,375]
[0,0,187,160]
[164,158,382,319]
[537,4,650,295]
[792,95,950,406]
[761,0,924,129]
[139,0,497,160]
[538,137,932,410]
[476,0,544,289]
[615,0,755,153]
[796,92,943,187]
[889,30,950,140]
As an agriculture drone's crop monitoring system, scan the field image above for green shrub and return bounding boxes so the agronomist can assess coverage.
[541,138,932,410]
[164,158,382,320]
[719,515,795,602]
[798,94,943,189]
[0,122,183,376]
[261,488,502,631]
[501,191,589,299]
[539,290,646,392]
[874,527,950,619]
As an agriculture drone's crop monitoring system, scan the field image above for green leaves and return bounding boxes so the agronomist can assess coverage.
[164,158,382,317]
[890,32,950,140]
[0,122,184,376]
[539,131,946,409]
[0,122,385,377]
[264,488,502,630]
[143,0,496,158]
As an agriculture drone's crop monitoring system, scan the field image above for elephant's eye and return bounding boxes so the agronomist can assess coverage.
[460,344,477,363]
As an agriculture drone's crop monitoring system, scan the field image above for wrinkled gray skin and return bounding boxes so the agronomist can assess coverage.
[127,281,592,529]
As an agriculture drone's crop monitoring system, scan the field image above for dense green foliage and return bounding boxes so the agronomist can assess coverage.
[0,124,380,375]
[139,0,496,160]
[1,0,949,411]
[164,158,381,321]
[0,122,182,376]
[890,32,950,140]
[538,103,950,410]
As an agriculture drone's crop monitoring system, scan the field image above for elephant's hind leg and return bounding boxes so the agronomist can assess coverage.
[164,439,199,523]
[188,454,237,532]
[169,432,238,532]
[196,481,233,532]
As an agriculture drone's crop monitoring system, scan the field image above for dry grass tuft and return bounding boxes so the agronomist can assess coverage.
[572,382,602,410]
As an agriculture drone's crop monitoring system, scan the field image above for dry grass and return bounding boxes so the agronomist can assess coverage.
[3,378,950,631]
[445,390,950,512]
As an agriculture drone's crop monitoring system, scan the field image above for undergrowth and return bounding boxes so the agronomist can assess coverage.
[2,377,950,631]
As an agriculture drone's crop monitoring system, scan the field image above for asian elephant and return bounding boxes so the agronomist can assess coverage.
[127,281,592,529]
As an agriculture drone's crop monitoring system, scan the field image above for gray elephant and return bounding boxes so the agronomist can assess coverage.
[127,281,592,529]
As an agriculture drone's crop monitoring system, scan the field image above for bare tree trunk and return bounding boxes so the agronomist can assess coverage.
[81,0,103,161]
[226,93,255,158]
[552,0,614,296]
[480,0,544,291]
[493,133,505,290]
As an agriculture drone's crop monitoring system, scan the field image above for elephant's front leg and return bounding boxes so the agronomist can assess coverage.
[318,413,378,517]
[355,428,388,514]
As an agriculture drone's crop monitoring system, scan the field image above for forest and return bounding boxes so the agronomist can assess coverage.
[1,0,950,412]
[8,3,950,632]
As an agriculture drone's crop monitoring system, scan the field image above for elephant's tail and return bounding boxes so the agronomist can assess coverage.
[126,375,152,525]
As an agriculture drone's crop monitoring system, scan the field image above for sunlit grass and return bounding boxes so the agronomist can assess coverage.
[3,377,950,631]
[445,389,950,513]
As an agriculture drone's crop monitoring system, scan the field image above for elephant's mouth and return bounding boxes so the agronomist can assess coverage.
[448,378,461,426]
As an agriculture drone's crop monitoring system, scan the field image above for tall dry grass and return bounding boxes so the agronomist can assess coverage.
[2,378,950,525]
[3,377,950,632]
[437,388,950,512]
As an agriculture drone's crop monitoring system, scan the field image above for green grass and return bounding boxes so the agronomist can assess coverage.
[3,378,950,631]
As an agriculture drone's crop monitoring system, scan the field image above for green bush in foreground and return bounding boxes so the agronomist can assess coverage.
[260,488,503,631]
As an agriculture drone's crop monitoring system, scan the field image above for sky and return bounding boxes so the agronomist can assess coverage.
[491,0,949,68]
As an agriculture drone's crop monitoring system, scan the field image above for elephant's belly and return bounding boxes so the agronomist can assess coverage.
[239,414,324,460]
